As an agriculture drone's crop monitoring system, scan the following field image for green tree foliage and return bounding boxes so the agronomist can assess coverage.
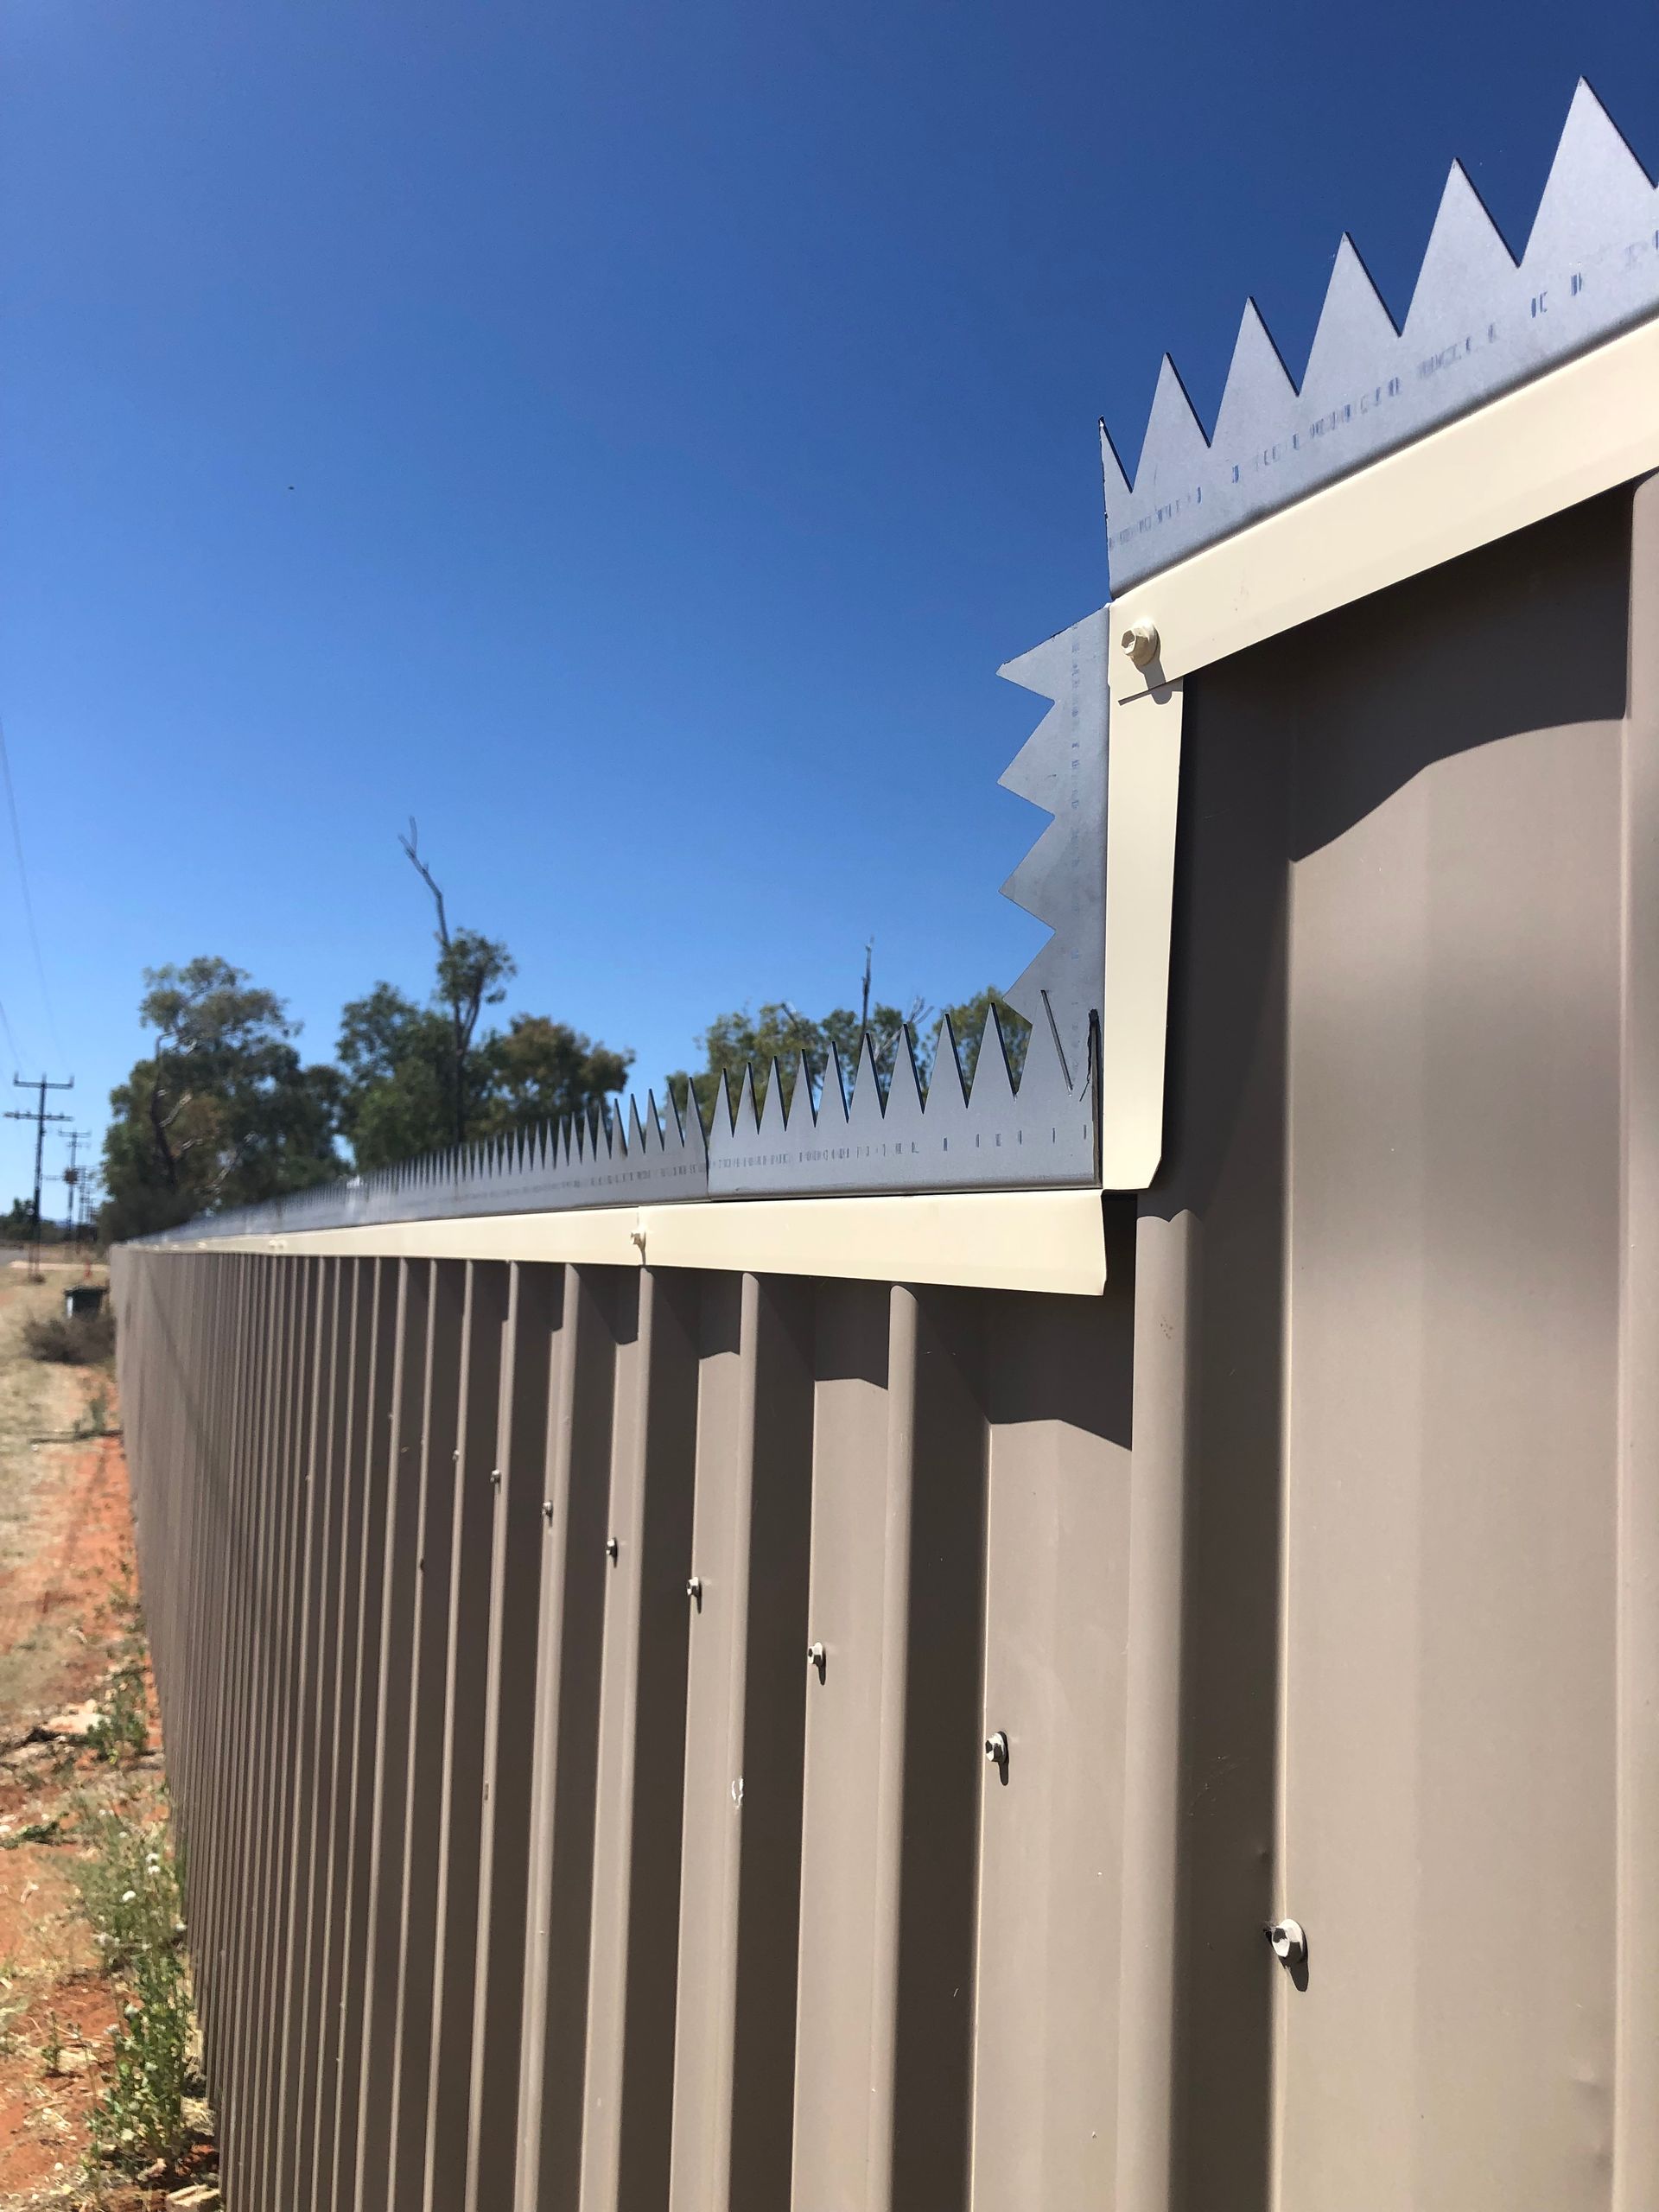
[100,958,341,1243]
[338,989,633,1171]
[669,986,1031,1125]
[338,828,631,1168]
[335,982,456,1171]
[485,1014,632,1138]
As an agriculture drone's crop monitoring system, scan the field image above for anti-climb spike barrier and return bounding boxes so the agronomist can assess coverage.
[1099,81,1659,591]
[144,1006,1095,1240]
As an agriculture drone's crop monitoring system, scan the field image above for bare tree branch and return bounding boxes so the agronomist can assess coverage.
[398,818,452,952]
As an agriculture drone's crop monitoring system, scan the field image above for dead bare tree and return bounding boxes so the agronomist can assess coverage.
[399,819,515,1149]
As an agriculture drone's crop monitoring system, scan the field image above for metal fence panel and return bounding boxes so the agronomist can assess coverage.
[111,472,1659,2212]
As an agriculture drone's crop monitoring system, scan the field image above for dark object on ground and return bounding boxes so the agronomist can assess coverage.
[25,1307,116,1365]
[65,1283,107,1319]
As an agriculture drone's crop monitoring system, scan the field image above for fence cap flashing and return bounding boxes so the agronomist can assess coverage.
[125,1184,1111,1299]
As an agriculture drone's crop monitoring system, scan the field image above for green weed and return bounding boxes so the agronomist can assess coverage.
[71,1808,192,2179]
[86,1940,190,2176]
[67,1808,180,1973]
[93,1661,149,1762]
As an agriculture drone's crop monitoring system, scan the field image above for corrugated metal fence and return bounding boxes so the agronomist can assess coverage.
[110,478,1659,2212]
[112,1246,1135,2212]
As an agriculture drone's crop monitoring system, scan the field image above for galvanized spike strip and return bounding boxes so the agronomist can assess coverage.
[707,1007,1096,1195]
[1101,80,1659,591]
[995,607,1109,1080]
[139,86,1658,1245]
[144,1007,1097,1239]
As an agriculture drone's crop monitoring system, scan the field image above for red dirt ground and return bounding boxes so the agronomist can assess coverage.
[0,1270,214,2212]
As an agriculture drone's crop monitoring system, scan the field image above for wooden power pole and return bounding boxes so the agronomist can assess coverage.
[6,1074,73,1280]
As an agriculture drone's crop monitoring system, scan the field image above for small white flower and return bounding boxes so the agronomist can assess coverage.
[121,1890,137,1903]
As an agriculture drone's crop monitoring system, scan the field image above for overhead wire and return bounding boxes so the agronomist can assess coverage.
[0,709,65,1065]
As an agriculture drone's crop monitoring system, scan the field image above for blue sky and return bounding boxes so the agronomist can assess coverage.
[2,0,1656,1211]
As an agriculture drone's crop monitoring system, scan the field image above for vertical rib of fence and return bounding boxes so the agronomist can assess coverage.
[352,1259,430,2212]
[462,1260,558,2212]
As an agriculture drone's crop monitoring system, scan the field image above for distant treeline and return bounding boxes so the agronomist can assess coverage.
[99,842,1024,1243]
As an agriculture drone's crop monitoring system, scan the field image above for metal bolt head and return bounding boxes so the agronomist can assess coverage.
[686,1576,702,1602]
[985,1730,1008,1764]
[541,1500,554,1524]
[806,1642,826,1678]
[489,1467,502,1488]
[1266,1916,1306,1967]
[605,1535,620,1563]
[1121,618,1160,670]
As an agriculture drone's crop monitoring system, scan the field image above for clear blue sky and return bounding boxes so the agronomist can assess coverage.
[2,1,1656,1211]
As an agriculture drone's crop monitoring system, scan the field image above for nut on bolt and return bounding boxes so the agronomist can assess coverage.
[984,1730,1008,1766]
[1121,618,1160,670]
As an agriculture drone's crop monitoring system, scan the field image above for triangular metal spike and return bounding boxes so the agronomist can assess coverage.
[680,1079,709,1160]
[706,1067,735,1137]
[920,1014,972,1161]
[885,1026,927,1138]
[1403,160,1516,337]
[995,607,1108,1065]
[1134,353,1211,492]
[1098,417,1133,512]
[819,1042,851,1128]
[1525,79,1656,271]
[732,1061,760,1136]
[846,1033,886,1136]
[1211,297,1298,448]
[967,1007,1019,1112]
[1300,233,1400,406]
[757,1056,789,1142]
[929,1011,967,1109]
[784,1048,817,1132]
[999,812,1072,923]
[997,696,1065,810]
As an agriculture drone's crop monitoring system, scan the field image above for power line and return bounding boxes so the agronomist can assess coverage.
[0,712,64,1063]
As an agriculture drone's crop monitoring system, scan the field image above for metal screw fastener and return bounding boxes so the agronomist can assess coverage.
[1266,1917,1307,1968]
[984,1731,1008,1766]
[807,1642,826,1680]
[686,1576,702,1603]
[541,1500,554,1524]
[606,1535,620,1563]
[489,1468,502,1488]
[1121,618,1160,670]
